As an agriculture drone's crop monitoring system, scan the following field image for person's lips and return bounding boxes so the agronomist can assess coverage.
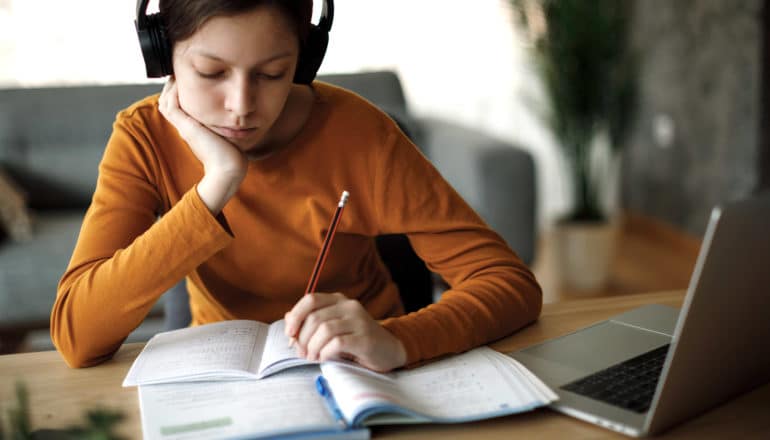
[212,125,258,139]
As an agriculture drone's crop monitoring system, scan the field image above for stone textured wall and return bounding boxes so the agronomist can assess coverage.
[622,0,762,235]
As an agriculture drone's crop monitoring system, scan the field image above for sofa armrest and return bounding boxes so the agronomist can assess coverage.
[417,117,537,265]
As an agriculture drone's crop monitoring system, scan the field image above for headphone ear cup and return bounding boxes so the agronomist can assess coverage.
[136,12,173,78]
[294,25,329,84]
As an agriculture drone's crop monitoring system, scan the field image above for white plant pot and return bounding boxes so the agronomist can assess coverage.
[554,220,619,292]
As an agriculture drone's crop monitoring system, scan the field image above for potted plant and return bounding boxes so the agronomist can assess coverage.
[511,0,638,291]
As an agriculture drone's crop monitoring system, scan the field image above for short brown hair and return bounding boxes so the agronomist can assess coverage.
[159,0,313,48]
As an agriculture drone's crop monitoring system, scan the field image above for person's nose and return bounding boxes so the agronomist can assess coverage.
[224,74,256,120]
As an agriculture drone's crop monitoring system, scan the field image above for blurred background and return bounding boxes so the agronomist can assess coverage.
[1,0,767,352]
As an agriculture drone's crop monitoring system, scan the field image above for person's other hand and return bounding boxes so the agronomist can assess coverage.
[158,78,247,213]
[284,293,407,372]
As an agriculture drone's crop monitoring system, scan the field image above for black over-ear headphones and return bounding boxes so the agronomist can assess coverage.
[135,0,334,84]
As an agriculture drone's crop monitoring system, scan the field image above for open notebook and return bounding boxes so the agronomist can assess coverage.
[123,319,315,386]
[314,346,557,426]
[134,343,557,440]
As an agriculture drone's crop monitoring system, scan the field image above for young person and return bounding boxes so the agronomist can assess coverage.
[51,0,542,370]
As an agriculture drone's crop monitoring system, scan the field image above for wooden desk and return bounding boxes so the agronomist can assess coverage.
[2,290,769,439]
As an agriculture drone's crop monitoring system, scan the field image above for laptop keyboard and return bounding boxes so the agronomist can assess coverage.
[561,344,670,413]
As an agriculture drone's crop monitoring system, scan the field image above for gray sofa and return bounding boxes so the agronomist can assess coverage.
[0,70,536,351]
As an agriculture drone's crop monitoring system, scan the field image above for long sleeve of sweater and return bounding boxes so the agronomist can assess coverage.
[51,113,232,367]
[370,127,542,364]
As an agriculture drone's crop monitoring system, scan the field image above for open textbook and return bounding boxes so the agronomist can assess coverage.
[123,319,311,386]
[137,347,558,440]
[315,346,558,426]
[138,366,370,440]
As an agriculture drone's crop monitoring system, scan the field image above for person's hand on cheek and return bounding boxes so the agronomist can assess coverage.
[158,78,248,213]
[284,293,407,373]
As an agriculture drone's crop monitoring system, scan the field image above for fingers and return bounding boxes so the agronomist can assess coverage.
[297,301,345,344]
[157,79,247,179]
[284,292,347,339]
[157,78,176,118]
[284,293,407,372]
[303,316,354,361]
[317,333,358,363]
[158,79,200,138]
[158,79,182,127]
[284,293,359,360]
[314,329,400,373]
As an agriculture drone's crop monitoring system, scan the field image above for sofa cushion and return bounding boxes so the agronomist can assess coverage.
[319,71,423,147]
[0,168,33,241]
[420,117,537,264]
[0,211,83,328]
[0,209,167,331]
[0,84,162,209]
[0,142,106,210]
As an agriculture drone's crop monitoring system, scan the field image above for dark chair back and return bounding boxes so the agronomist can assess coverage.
[375,235,433,313]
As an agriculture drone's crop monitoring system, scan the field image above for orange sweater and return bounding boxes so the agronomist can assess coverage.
[51,82,541,368]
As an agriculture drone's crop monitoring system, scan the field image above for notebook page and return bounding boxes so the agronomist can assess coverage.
[483,350,558,403]
[124,320,269,386]
[257,319,319,377]
[322,346,555,425]
[138,366,342,440]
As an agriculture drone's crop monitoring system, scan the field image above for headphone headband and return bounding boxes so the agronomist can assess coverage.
[135,0,173,78]
[136,0,150,27]
[135,0,333,83]
[318,0,334,33]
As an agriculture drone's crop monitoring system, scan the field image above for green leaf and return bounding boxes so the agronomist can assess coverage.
[511,0,638,220]
[1,381,125,440]
[6,382,32,440]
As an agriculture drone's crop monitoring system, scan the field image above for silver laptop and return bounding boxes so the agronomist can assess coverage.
[510,194,770,437]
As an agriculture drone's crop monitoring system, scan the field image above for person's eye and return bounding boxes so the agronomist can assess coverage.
[196,71,224,79]
[258,72,286,80]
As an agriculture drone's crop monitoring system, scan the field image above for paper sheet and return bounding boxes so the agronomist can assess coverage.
[138,366,341,440]
[123,320,269,385]
[322,346,557,425]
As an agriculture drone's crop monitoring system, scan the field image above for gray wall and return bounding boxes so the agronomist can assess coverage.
[622,0,763,236]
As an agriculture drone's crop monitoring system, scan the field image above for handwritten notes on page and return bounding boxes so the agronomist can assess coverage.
[321,346,558,426]
[124,320,268,386]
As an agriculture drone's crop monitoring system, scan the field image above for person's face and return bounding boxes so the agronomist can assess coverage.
[172,7,300,152]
